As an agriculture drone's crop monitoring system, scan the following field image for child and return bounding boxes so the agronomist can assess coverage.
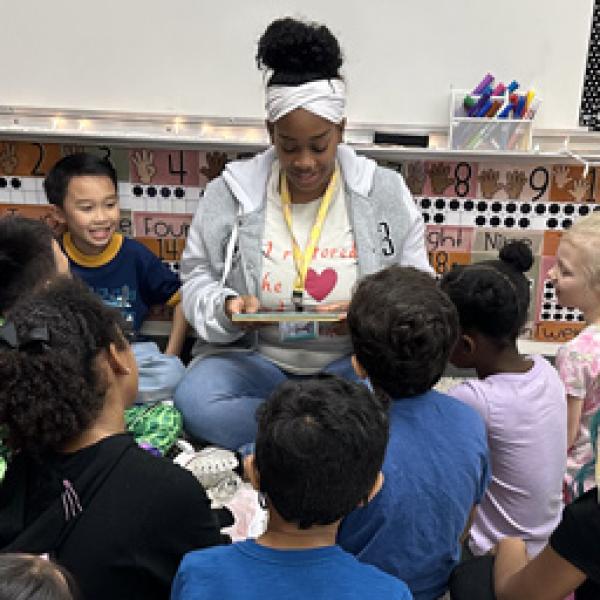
[337,265,490,600]
[549,212,600,500]
[171,376,413,600]
[0,215,70,317]
[0,553,75,600]
[44,152,186,403]
[0,278,225,600]
[0,215,71,478]
[440,241,567,557]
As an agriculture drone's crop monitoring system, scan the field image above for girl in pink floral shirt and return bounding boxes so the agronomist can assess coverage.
[550,212,600,501]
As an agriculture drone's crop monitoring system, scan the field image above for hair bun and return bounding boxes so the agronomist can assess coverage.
[256,17,342,80]
[499,240,533,273]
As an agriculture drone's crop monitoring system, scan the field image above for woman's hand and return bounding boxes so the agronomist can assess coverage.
[225,295,269,331]
[314,300,349,318]
[225,295,260,319]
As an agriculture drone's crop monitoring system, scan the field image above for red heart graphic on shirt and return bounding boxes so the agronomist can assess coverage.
[305,268,338,302]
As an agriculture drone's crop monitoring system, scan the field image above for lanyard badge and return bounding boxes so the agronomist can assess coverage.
[281,167,339,312]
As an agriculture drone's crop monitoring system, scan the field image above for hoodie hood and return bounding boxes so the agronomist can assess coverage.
[221,143,377,214]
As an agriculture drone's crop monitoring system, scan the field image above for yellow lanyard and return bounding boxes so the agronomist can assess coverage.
[281,167,339,306]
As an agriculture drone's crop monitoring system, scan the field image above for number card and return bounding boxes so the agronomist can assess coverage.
[0,203,64,236]
[0,142,61,177]
[550,165,597,203]
[130,149,200,186]
[132,212,192,239]
[418,161,479,198]
[475,163,551,202]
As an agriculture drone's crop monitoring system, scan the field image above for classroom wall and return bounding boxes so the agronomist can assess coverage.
[2,0,594,130]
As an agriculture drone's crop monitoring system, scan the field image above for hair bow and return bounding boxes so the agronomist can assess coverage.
[0,321,50,352]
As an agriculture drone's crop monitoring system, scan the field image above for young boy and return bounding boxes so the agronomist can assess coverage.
[337,266,490,600]
[172,376,413,600]
[44,153,186,403]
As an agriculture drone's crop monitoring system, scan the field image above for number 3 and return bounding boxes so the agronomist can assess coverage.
[378,222,395,256]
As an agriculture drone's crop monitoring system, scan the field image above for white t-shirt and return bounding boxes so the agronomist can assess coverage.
[257,161,357,374]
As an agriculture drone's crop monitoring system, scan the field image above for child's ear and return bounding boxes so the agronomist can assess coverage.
[358,472,384,507]
[245,454,260,492]
[460,333,476,354]
[106,343,132,376]
[351,354,368,379]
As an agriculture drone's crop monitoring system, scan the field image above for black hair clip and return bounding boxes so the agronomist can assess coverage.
[0,321,50,352]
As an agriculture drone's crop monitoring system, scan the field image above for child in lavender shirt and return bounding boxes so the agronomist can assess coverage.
[440,241,567,557]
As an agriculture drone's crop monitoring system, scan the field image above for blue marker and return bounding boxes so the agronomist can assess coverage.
[468,91,492,117]
[476,99,494,117]
[507,80,519,93]
[497,104,513,119]
[515,95,527,118]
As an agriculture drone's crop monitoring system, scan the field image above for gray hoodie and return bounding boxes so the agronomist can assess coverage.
[181,144,431,355]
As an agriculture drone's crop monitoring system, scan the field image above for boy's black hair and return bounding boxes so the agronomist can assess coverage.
[0,553,76,599]
[0,277,128,456]
[43,152,118,208]
[256,17,343,86]
[0,216,57,315]
[255,375,388,529]
[347,266,459,398]
[439,240,533,346]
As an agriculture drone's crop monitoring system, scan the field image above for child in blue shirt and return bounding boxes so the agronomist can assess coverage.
[337,265,490,600]
[44,153,186,403]
[171,376,413,600]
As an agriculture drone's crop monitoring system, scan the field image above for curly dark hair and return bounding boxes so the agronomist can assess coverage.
[256,17,343,86]
[348,266,459,398]
[0,277,127,456]
[0,216,57,315]
[256,374,388,529]
[439,240,533,345]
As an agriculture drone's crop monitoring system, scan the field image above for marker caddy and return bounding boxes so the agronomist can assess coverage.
[448,89,536,151]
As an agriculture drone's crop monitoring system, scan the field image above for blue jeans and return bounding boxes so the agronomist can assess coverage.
[174,351,357,450]
[133,341,185,403]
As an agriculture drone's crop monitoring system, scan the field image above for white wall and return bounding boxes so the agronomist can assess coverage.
[3,0,594,130]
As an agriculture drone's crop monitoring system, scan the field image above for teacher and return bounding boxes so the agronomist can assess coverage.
[175,17,431,449]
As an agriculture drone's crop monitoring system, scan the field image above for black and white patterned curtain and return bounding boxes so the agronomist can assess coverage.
[580,0,600,130]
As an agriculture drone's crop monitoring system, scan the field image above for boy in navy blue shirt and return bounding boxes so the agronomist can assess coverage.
[337,266,490,600]
[172,376,413,600]
[45,153,186,403]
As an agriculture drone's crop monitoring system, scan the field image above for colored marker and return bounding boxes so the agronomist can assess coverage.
[515,95,527,118]
[468,91,492,117]
[472,73,494,95]
[497,104,513,119]
[463,95,477,110]
[507,80,519,93]
[486,100,503,117]
[476,99,494,117]
[491,83,506,96]
[524,89,536,115]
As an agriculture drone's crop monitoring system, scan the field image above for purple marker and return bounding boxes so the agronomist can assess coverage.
[472,73,494,95]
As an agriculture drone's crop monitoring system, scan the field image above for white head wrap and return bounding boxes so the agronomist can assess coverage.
[265,79,346,123]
